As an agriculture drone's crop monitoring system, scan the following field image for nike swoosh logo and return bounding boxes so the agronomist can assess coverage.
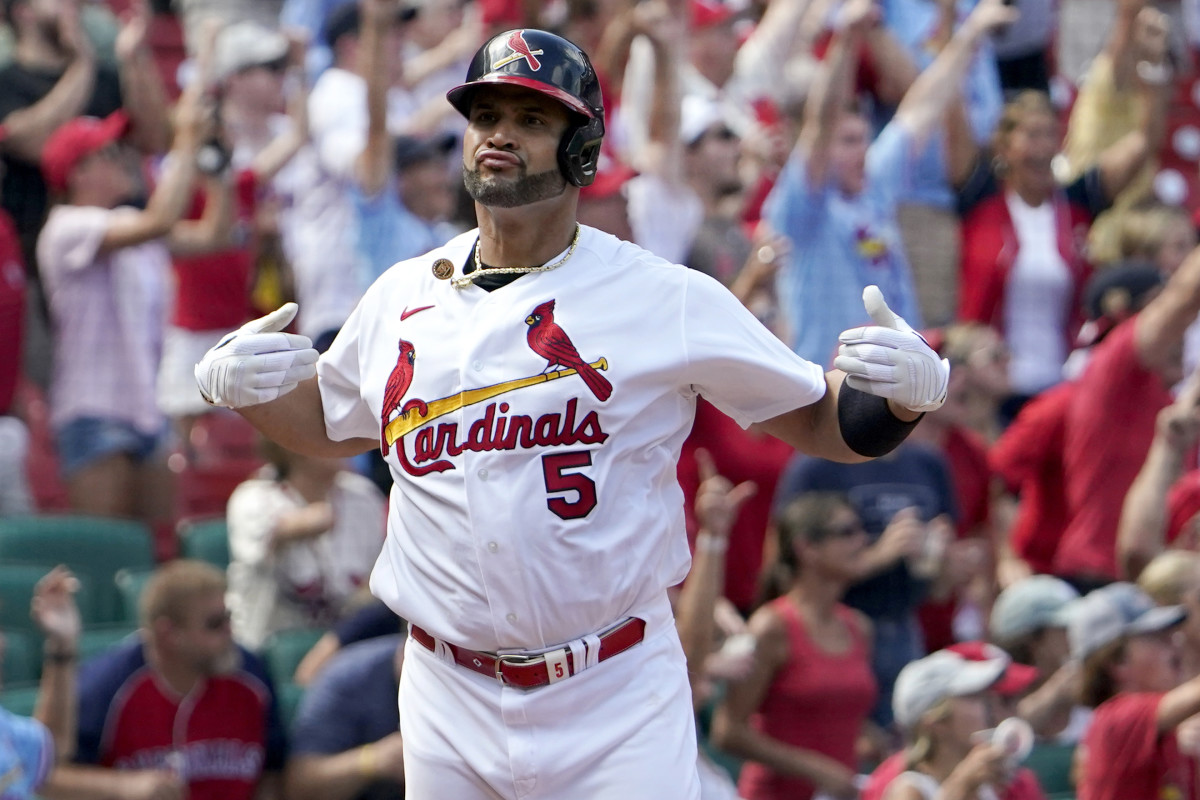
[401,305,434,321]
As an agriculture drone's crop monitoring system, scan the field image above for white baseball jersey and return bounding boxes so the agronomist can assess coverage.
[317,225,825,651]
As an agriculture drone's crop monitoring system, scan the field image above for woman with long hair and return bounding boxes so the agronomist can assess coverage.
[711,492,877,800]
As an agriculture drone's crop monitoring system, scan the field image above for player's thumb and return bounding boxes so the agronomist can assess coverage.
[863,285,902,330]
[244,302,299,335]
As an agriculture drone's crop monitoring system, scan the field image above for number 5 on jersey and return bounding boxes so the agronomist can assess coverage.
[542,450,596,519]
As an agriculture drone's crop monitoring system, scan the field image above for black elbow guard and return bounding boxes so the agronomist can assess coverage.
[837,384,923,458]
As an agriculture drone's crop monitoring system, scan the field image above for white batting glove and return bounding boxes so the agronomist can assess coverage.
[833,286,950,413]
[194,303,318,409]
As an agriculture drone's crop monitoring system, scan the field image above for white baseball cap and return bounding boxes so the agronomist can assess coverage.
[893,650,1008,729]
[214,22,290,82]
[680,96,732,146]
[989,575,1079,644]
[1068,582,1186,661]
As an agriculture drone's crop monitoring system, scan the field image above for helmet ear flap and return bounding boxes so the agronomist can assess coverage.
[559,116,605,187]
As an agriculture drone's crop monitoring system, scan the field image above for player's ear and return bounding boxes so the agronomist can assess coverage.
[150,614,178,646]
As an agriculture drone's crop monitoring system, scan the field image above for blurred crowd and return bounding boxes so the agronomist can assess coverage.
[6,0,1200,797]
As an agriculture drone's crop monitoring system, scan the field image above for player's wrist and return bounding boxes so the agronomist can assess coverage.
[43,640,78,662]
[696,532,730,554]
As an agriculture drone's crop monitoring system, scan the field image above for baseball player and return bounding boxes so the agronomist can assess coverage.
[194,27,949,799]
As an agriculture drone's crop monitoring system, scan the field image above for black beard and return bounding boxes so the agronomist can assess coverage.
[462,164,567,208]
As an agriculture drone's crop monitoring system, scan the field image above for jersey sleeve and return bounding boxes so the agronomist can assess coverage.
[679,271,827,428]
[316,297,380,442]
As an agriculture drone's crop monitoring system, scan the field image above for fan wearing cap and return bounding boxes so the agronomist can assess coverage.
[35,66,223,522]
[1055,247,1200,590]
[875,648,1034,800]
[0,0,170,267]
[862,642,1043,800]
[1071,582,1196,800]
[989,264,1161,577]
[988,576,1094,745]
[986,261,1169,588]
[1138,551,1200,681]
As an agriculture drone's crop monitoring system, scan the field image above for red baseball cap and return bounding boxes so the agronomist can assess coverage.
[947,641,1038,696]
[580,162,636,202]
[41,111,131,194]
[691,0,735,28]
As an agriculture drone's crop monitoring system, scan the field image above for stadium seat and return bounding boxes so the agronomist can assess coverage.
[261,628,325,689]
[2,630,39,685]
[277,681,306,731]
[0,516,154,624]
[1024,742,1075,798]
[114,568,155,626]
[175,412,263,519]
[177,517,231,571]
[0,681,40,717]
[697,688,742,783]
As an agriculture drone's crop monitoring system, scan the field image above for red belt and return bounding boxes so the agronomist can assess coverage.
[410,617,646,689]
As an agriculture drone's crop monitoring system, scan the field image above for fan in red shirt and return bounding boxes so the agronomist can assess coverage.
[50,561,287,800]
[710,493,877,800]
[1055,257,1197,590]
[1072,582,1196,800]
[993,263,1167,583]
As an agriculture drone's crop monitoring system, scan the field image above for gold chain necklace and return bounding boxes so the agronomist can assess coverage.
[451,225,582,290]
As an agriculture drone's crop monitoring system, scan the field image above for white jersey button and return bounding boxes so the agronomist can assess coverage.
[506,613,518,624]
[478,469,489,480]
[488,541,499,553]
[472,360,484,371]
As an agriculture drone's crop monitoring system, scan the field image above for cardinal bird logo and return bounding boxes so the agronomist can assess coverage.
[491,30,544,71]
[525,299,612,402]
[380,339,428,455]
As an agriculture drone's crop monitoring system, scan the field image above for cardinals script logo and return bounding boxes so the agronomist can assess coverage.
[491,30,544,71]
[380,299,612,476]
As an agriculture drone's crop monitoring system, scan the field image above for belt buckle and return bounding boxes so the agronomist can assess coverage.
[493,652,543,686]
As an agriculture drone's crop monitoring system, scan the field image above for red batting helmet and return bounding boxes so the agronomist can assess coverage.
[447,29,605,187]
